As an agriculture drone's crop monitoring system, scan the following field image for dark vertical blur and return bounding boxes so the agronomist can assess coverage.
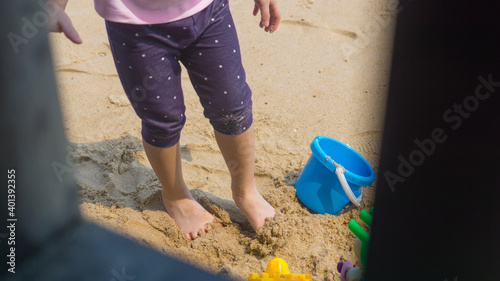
[0,0,82,262]
[366,1,500,280]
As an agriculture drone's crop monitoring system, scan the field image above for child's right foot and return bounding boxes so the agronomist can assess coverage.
[232,184,276,232]
[160,191,216,240]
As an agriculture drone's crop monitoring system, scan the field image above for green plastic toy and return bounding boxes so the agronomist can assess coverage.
[347,206,373,267]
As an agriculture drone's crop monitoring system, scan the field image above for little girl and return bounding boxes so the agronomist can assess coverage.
[50,0,280,240]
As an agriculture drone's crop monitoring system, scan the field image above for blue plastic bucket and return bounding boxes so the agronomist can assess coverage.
[294,136,375,214]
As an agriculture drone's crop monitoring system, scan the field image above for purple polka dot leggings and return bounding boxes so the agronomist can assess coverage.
[106,0,252,147]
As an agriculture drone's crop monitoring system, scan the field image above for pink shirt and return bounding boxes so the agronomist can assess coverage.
[94,0,214,24]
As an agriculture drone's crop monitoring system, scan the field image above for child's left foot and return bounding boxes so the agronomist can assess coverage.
[232,184,275,232]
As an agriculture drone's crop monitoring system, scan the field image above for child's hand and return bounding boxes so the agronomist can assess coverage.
[49,1,82,44]
[253,0,281,33]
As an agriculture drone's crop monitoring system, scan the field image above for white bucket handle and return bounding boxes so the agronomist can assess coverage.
[335,166,362,207]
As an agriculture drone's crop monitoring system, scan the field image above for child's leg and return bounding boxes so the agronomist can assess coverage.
[105,19,218,240]
[179,0,276,231]
[214,124,275,231]
[142,140,215,240]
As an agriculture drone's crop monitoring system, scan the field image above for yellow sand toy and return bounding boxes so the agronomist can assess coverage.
[248,258,312,281]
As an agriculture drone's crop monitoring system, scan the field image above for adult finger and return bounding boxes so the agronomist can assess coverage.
[59,12,82,44]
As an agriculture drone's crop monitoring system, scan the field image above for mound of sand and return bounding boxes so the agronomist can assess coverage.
[71,136,377,280]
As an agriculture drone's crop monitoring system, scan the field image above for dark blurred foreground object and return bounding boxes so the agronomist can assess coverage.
[0,1,229,280]
[366,1,500,281]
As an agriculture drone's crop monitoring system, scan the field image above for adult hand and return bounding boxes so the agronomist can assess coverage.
[253,0,281,33]
[48,1,82,44]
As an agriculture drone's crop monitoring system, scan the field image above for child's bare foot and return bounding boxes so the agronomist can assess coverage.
[160,191,216,240]
[232,184,276,232]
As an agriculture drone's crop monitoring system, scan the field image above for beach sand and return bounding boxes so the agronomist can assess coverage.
[50,0,396,279]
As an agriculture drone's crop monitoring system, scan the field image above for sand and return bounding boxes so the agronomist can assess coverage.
[50,0,396,280]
